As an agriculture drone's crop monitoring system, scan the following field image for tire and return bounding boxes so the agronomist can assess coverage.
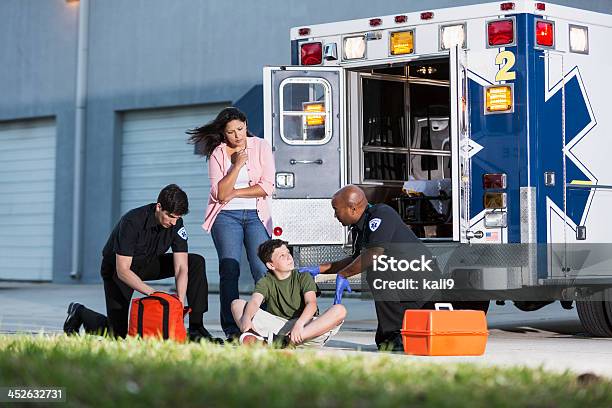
[576,290,612,337]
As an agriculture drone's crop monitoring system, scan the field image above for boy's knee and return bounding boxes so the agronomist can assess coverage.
[333,304,347,320]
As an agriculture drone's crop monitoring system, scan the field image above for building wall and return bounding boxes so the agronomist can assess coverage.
[1,0,610,282]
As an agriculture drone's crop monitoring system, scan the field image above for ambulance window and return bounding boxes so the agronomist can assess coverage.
[279,77,332,145]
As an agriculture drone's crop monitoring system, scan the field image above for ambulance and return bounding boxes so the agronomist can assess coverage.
[262,1,612,336]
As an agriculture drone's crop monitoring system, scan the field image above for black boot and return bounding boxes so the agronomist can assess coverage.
[188,326,224,344]
[63,302,84,335]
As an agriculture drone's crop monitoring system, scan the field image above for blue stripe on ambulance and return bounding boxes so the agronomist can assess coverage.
[468,14,528,244]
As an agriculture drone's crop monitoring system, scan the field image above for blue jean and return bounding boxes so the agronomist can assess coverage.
[211,209,270,336]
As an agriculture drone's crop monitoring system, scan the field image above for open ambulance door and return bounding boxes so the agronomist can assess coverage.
[450,46,471,243]
[263,66,345,199]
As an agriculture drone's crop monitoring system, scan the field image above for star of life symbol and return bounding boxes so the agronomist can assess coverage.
[369,218,382,232]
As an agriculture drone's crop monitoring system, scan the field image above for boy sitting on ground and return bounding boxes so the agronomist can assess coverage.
[231,239,346,347]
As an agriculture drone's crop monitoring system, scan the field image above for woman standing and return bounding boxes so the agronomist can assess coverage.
[188,107,275,340]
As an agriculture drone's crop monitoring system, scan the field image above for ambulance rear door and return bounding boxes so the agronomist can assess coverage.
[263,66,345,199]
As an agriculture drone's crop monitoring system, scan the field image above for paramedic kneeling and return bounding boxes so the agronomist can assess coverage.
[63,184,221,343]
[300,185,429,351]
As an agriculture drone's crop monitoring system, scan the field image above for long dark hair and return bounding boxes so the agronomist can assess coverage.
[187,107,254,159]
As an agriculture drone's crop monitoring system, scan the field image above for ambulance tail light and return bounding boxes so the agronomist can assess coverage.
[390,30,415,55]
[303,102,325,126]
[273,227,283,237]
[484,192,507,209]
[369,18,382,27]
[569,25,588,54]
[483,173,507,189]
[300,42,323,65]
[487,19,514,46]
[343,35,366,60]
[394,15,407,24]
[536,3,546,11]
[536,20,555,48]
[484,212,507,228]
[500,2,515,11]
[440,23,466,50]
[298,27,311,36]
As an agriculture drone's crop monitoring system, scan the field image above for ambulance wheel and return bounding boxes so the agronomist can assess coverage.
[576,289,612,337]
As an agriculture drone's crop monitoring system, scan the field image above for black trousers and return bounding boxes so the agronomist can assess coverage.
[374,300,435,347]
[80,253,208,338]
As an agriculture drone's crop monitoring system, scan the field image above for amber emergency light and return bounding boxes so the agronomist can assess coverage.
[303,102,325,126]
[390,30,415,55]
[485,85,513,113]
[484,192,507,209]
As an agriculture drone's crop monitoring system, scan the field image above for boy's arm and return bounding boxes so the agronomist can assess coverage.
[289,291,317,344]
[239,292,264,333]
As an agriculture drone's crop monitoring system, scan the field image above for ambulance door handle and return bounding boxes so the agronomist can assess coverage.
[290,159,323,165]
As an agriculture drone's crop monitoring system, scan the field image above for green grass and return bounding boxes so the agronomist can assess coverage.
[0,335,610,408]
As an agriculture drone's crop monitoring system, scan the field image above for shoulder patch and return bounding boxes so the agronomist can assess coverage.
[177,226,188,241]
[369,218,382,232]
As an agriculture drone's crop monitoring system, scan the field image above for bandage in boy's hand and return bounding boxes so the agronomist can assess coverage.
[334,274,352,305]
[298,265,321,278]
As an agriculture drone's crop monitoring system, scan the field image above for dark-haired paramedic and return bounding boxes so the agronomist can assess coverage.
[62,184,222,343]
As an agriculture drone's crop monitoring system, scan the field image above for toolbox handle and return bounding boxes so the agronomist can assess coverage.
[434,303,454,311]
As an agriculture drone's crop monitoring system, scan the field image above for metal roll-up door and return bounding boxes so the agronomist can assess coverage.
[0,118,56,281]
[120,105,227,284]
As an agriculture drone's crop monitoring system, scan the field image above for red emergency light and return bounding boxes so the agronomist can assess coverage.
[300,42,322,65]
[500,2,515,11]
[483,173,507,189]
[421,12,434,20]
[298,27,311,36]
[487,19,514,46]
[395,15,407,23]
[369,18,382,27]
[536,20,554,47]
[536,3,546,11]
[273,227,283,237]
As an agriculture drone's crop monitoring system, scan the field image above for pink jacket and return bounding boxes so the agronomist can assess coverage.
[203,136,275,236]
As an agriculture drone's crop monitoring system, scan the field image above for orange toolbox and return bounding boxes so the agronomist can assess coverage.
[401,303,489,356]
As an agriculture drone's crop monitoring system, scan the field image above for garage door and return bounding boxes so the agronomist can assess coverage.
[120,105,227,284]
[0,118,56,281]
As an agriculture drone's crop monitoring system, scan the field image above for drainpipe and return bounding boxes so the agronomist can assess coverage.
[70,0,89,279]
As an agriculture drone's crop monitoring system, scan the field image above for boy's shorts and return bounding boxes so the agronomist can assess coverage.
[251,308,342,347]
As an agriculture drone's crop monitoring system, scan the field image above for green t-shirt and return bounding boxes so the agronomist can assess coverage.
[254,269,318,320]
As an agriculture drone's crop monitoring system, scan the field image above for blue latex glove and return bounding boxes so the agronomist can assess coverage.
[299,265,321,278]
[334,274,352,305]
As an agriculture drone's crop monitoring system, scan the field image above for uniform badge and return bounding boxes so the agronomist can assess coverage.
[177,227,188,240]
[369,218,382,232]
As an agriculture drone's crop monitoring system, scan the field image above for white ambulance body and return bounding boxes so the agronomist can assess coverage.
[262,1,612,336]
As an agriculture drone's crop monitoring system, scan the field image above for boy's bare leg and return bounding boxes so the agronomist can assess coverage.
[231,299,247,326]
[300,304,346,341]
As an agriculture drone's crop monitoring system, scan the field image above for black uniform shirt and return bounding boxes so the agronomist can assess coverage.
[102,203,188,265]
[350,203,419,259]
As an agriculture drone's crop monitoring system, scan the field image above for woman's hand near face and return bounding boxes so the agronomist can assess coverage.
[231,149,248,168]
